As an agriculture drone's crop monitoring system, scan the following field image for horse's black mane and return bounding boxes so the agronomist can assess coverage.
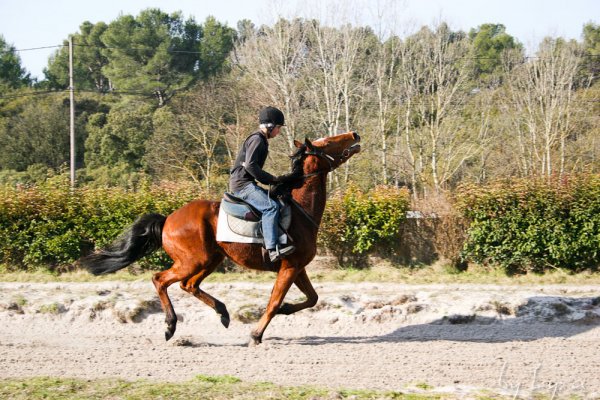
[290,143,307,160]
[268,143,307,198]
[289,144,307,175]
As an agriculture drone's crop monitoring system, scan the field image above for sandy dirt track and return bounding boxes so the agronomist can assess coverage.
[1,280,599,398]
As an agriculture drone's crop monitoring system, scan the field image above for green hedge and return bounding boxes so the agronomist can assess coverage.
[4,175,598,274]
[0,181,412,272]
[0,177,199,272]
[456,174,600,273]
[319,185,411,266]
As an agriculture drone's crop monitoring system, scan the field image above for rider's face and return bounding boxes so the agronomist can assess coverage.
[270,125,282,138]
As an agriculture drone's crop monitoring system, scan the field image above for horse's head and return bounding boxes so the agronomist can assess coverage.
[291,131,361,176]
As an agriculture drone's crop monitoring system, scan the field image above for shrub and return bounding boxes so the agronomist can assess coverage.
[0,177,200,272]
[456,174,600,273]
[319,185,410,267]
[398,192,469,268]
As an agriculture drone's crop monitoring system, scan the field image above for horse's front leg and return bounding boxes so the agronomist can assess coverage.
[250,262,300,345]
[277,268,318,315]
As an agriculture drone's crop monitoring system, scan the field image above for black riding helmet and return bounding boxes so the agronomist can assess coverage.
[259,106,285,127]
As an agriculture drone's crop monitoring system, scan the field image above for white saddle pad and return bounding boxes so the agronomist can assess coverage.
[216,206,288,244]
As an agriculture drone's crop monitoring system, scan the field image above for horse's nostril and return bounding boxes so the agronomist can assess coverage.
[352,132,360,141]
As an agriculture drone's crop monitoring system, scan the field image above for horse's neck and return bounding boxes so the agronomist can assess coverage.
[291,174,327,227]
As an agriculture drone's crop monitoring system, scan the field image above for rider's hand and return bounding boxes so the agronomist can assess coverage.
[275,171,302,184]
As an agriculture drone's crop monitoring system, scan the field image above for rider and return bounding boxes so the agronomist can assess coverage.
[229,106,299,262]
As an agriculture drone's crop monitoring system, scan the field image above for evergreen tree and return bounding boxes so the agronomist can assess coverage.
[198,16,236,79]
[0,35,31,88]
[84,101,154,171]
[582,22,600,84]
[44,22,109,91]
[100,8,201,106]
[0,96,71,170]
[469,23,522,84]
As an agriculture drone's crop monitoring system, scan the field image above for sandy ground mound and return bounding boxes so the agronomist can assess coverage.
[1,280,599,398]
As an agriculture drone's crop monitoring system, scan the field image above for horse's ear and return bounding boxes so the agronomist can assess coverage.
[294,139,303,149]
[304,138,314,150]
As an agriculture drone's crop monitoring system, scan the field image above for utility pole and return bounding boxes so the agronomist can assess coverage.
[69,35,76,188]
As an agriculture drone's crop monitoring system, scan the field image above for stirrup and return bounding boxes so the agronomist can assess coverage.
[268,244,296,262]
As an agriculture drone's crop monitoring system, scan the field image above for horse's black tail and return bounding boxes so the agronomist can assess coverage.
[78,213,167,275]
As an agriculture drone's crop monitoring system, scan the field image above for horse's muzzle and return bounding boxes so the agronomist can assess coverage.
[349,131,361,154]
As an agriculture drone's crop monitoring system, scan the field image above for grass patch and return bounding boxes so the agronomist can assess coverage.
[197,261,600,286]
[13,295,27,307]
[1,260,600,286]
[233,304,265,323]
[0,375,455,400]
[414,382,434,390]
[37,303,63,315]
[0,269,148,283]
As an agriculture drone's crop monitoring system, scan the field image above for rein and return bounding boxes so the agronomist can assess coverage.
[289,197,319,228]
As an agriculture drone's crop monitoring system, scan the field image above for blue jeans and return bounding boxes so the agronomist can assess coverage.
[234,183,280,249]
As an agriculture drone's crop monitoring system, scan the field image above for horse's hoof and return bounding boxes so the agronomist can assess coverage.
[164,323,176,341]
[220,314,230,329]
[249,332,262,346]
[216,303,230,328]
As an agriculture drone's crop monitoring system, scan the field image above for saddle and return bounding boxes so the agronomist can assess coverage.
[216,192,292,243]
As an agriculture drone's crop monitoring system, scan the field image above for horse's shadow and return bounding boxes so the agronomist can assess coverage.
[272,295,600,346]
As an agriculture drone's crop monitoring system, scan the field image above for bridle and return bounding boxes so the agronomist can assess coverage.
[284,135,360,228]
[300,143,359,178]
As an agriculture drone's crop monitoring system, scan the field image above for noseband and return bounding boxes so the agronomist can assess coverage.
[300,144,357,177]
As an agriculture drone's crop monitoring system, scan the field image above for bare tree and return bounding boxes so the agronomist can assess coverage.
[305,20,366,138]
[398,24,475,195]
[503,38,583,178]
[396,33,425,197]
[303,12,370,187]
[233,18,307,150]
[367,0,403,185]
[145,80,232,191]
[468,87,497,183]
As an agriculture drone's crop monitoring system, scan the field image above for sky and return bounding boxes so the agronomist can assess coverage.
[1,0,598,80]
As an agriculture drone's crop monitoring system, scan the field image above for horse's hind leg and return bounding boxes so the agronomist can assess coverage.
[152,266,185,341]
[277,268,318,315]
[180,254,230,328]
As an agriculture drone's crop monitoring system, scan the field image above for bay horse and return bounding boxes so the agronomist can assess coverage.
[78,131,360,345]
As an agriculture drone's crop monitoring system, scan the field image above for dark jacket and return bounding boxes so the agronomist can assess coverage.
[229,131,277,193]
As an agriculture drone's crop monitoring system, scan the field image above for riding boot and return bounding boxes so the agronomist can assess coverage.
[268,244,296,262]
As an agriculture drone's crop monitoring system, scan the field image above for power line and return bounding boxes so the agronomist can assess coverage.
[74,44,204,55]
[12,42,600,60]
[12,45,66,52]
[12,43,203,55]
